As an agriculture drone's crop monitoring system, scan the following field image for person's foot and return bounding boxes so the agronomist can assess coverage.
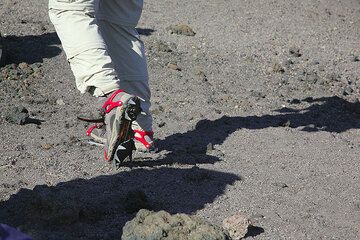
[82,89,141,164]
[102,90,141,163]
[81,90,157,163]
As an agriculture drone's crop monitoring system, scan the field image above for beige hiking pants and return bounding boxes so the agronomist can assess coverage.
[48,0,152,131]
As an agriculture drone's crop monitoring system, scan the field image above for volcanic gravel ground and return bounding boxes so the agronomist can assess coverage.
[0,0,360,239]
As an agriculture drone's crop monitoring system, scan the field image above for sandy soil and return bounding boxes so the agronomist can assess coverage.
[1,0,360,239]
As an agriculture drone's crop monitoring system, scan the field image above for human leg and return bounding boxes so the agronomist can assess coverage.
[48,0,120,96]
[97,0,156,152]
[49,0,142,162]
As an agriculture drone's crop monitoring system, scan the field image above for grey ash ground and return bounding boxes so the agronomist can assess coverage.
[0,0,360,239]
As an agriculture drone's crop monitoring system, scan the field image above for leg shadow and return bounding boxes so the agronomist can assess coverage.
[3,32,61,64]
[0,167,240,239]
[127,96,360,167]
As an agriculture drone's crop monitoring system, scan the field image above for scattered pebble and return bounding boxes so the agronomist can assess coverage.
[167,62,181,71]
[271,62,285,73]
[1,62,42,80]
[41,143,54,150]
[56,99,65,106]
[194,69,208,82]
[158,122,166,128]
[289,99,301,104]
[343,86,353,96]
[4,106,30,125]
[156,40,173,52]
[166,24,196,36]
[350,55,359,62]
[206,143,214,153]
[289,47,302,57]
[278,119,291,127]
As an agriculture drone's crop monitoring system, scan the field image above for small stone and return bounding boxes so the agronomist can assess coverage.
[289,47,302,57]
[166,24,196,36]
[289,99,301,104]
[167,62,181,71]
[303,97,314,103]
[283,59,294,68]
[158,122,166,128]
[194,69,208,82]
[206,143,214,153]
[278,119,291,127]
[41,143,54,150]
[343,86,353,96]
[305,72,319,84]
[151,105,164,115]
[271,62,285,73]
[222,213,251,240]
[350,55,360,62]
[273,182,289,188]
[56,99,65,105]
[221,95,232,101]
[156,40,172,52]
[250,90,266,99]
[4,106,30,125]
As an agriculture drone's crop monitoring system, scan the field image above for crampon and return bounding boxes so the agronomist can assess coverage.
[78,90,142,168]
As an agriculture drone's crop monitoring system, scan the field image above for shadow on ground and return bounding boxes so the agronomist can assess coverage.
[3,32,61,64]
[0,168,240,239]
[128,96,360,167]
[136,28,155,36]
[1,95,356,239]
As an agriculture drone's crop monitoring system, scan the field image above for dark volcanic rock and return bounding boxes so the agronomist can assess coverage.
[4,106,30,125]
[122,209,230,240]
[289,47,302,57]
[1,62,42,81]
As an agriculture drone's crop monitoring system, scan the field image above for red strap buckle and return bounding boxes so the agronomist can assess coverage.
[134,130,154,149]
[86,123,103,136]
[102,89,124,113]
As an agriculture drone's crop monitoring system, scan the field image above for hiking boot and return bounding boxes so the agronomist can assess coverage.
[82,89,142,164]
[102,90,141,163]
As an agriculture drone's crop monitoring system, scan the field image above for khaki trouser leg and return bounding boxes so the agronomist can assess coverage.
[97,9,152,132]
[48,0,120,97]
[49,0,153,131]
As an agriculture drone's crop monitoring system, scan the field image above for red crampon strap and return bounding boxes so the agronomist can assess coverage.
[134,130,154,149]
[86,123,103,136]
[102,89,125,113]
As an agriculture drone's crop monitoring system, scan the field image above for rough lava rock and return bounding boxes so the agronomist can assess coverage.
[166,24,196,36]
[122,209,230,240]
[222,213,251,240]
